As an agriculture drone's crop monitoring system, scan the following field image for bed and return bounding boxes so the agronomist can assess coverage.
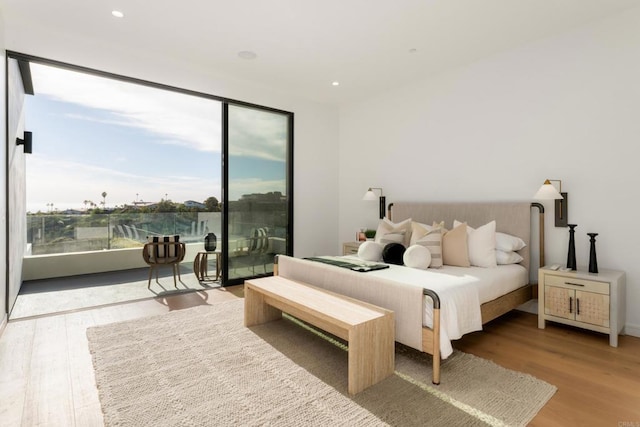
[274,201,535,384]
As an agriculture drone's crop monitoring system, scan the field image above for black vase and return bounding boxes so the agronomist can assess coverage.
[204,232,217,252]
[566,224,577,271]
[588,233,598,274]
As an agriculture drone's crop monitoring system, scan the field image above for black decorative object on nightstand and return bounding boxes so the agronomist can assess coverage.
[566,224,577,270]
[588,233,598,274]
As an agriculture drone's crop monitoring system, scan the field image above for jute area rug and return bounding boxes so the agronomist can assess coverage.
[87,299,556,426]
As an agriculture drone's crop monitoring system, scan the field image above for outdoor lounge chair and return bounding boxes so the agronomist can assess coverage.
[142,235,186,288]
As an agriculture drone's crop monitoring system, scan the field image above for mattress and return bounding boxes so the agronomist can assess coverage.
[277,255,527,359]
[343,256,527,357]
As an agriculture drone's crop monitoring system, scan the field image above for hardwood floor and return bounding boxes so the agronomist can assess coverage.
[455,310,640,426]
[1,287,638,426]
[0,287,243,427]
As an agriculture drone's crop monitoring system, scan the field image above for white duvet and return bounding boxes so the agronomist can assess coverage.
[344,256,527,358]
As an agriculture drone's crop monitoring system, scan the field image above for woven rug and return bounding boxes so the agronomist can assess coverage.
[87,299,556,426]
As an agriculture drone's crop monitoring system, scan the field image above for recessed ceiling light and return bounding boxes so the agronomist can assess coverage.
[332,81,340,86]
[112,10,124,18]
[238,51,257,60]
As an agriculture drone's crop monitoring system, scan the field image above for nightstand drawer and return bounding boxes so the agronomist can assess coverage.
[545,274,609,294]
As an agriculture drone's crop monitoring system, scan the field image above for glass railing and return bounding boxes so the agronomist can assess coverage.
[26,212,222,255]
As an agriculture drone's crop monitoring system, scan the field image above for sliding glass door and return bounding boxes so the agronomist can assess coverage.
[223,104,293,285]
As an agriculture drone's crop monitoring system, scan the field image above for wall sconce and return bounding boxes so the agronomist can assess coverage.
[16,131,33,154]
[363,187,386,219]
[533,179,567,227]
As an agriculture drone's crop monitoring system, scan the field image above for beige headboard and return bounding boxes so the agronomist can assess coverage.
[390,201,532,276]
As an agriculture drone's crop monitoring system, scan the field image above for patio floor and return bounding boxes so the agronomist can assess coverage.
[11,262,222,320]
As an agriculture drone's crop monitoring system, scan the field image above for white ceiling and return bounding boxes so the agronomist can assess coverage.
[1,0,639,105]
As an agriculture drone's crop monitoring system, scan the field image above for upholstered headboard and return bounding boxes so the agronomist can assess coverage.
[389,201,531,276]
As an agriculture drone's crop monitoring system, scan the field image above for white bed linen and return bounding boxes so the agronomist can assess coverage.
[343,256,527,358]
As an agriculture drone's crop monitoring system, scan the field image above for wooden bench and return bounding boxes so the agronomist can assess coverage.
[244,276,395,395]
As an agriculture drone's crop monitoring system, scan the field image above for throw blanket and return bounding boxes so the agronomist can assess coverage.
[360,261,483,357]
[305,256,389,272]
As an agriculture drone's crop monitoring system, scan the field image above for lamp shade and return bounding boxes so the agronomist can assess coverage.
[362,187,386,219]
[362,189,377,201]
[533,180,564,200]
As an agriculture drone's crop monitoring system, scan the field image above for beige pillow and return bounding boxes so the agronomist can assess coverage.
[378,231,407,245]
[375,218,412,247]
[410,221,431,246]
[442,223,470,267]
[410,221,444,245]
[454,220,497,268]
[413,227,443,268]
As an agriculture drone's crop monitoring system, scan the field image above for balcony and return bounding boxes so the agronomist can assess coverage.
[23,211,286,281]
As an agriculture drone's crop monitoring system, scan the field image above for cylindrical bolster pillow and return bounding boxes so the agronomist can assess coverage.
[357,241,384,262]
[403,245,432,269]
[382,243,406,265]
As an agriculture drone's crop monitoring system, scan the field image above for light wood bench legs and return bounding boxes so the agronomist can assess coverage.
[347,315,395,394]
[244,278,394,395]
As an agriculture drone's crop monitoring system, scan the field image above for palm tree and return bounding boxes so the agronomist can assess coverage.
[101,192,107,209]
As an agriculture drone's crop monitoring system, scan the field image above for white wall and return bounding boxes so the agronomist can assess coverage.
[339,7,640,336]
[4,31,341,261]
[6,58,27,314]
[0,11,8,326]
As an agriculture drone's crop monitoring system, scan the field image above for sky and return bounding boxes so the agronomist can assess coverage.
[25,63,288,213]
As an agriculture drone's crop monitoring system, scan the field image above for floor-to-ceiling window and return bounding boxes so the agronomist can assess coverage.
[7,52,293,294]
[224,104,293,284]
[24,62,223,255]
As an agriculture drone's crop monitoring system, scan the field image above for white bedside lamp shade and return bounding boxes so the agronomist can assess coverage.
[362,187,386,219]
[534,180,564,200]
[362,189,378,201]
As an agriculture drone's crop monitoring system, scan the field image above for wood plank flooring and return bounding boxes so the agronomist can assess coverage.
[455,310,640,426]
[1,287,638,426]
[0,287,243,427]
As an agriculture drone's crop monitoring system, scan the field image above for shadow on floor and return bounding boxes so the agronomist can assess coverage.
[11,263,226,320]
[19,265,199,294]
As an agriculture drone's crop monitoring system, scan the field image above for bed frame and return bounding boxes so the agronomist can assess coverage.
[389,201,535,383]
[276,201,538,385]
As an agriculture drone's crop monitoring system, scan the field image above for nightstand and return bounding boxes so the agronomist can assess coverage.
[342,241,364,255]
[538,266,626,347]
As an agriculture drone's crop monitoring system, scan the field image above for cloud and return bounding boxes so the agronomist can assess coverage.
[228,106,289,162]
[31,63,290,161]
[26,63,290,212]
[31,63,221,153]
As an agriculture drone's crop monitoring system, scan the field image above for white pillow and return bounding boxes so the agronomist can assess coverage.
[374,217,412,247]
[357,241,384,262]
[403,245,432,270]
[496,232,526,252]
[496,250,524,265]
[454,220,497,268]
